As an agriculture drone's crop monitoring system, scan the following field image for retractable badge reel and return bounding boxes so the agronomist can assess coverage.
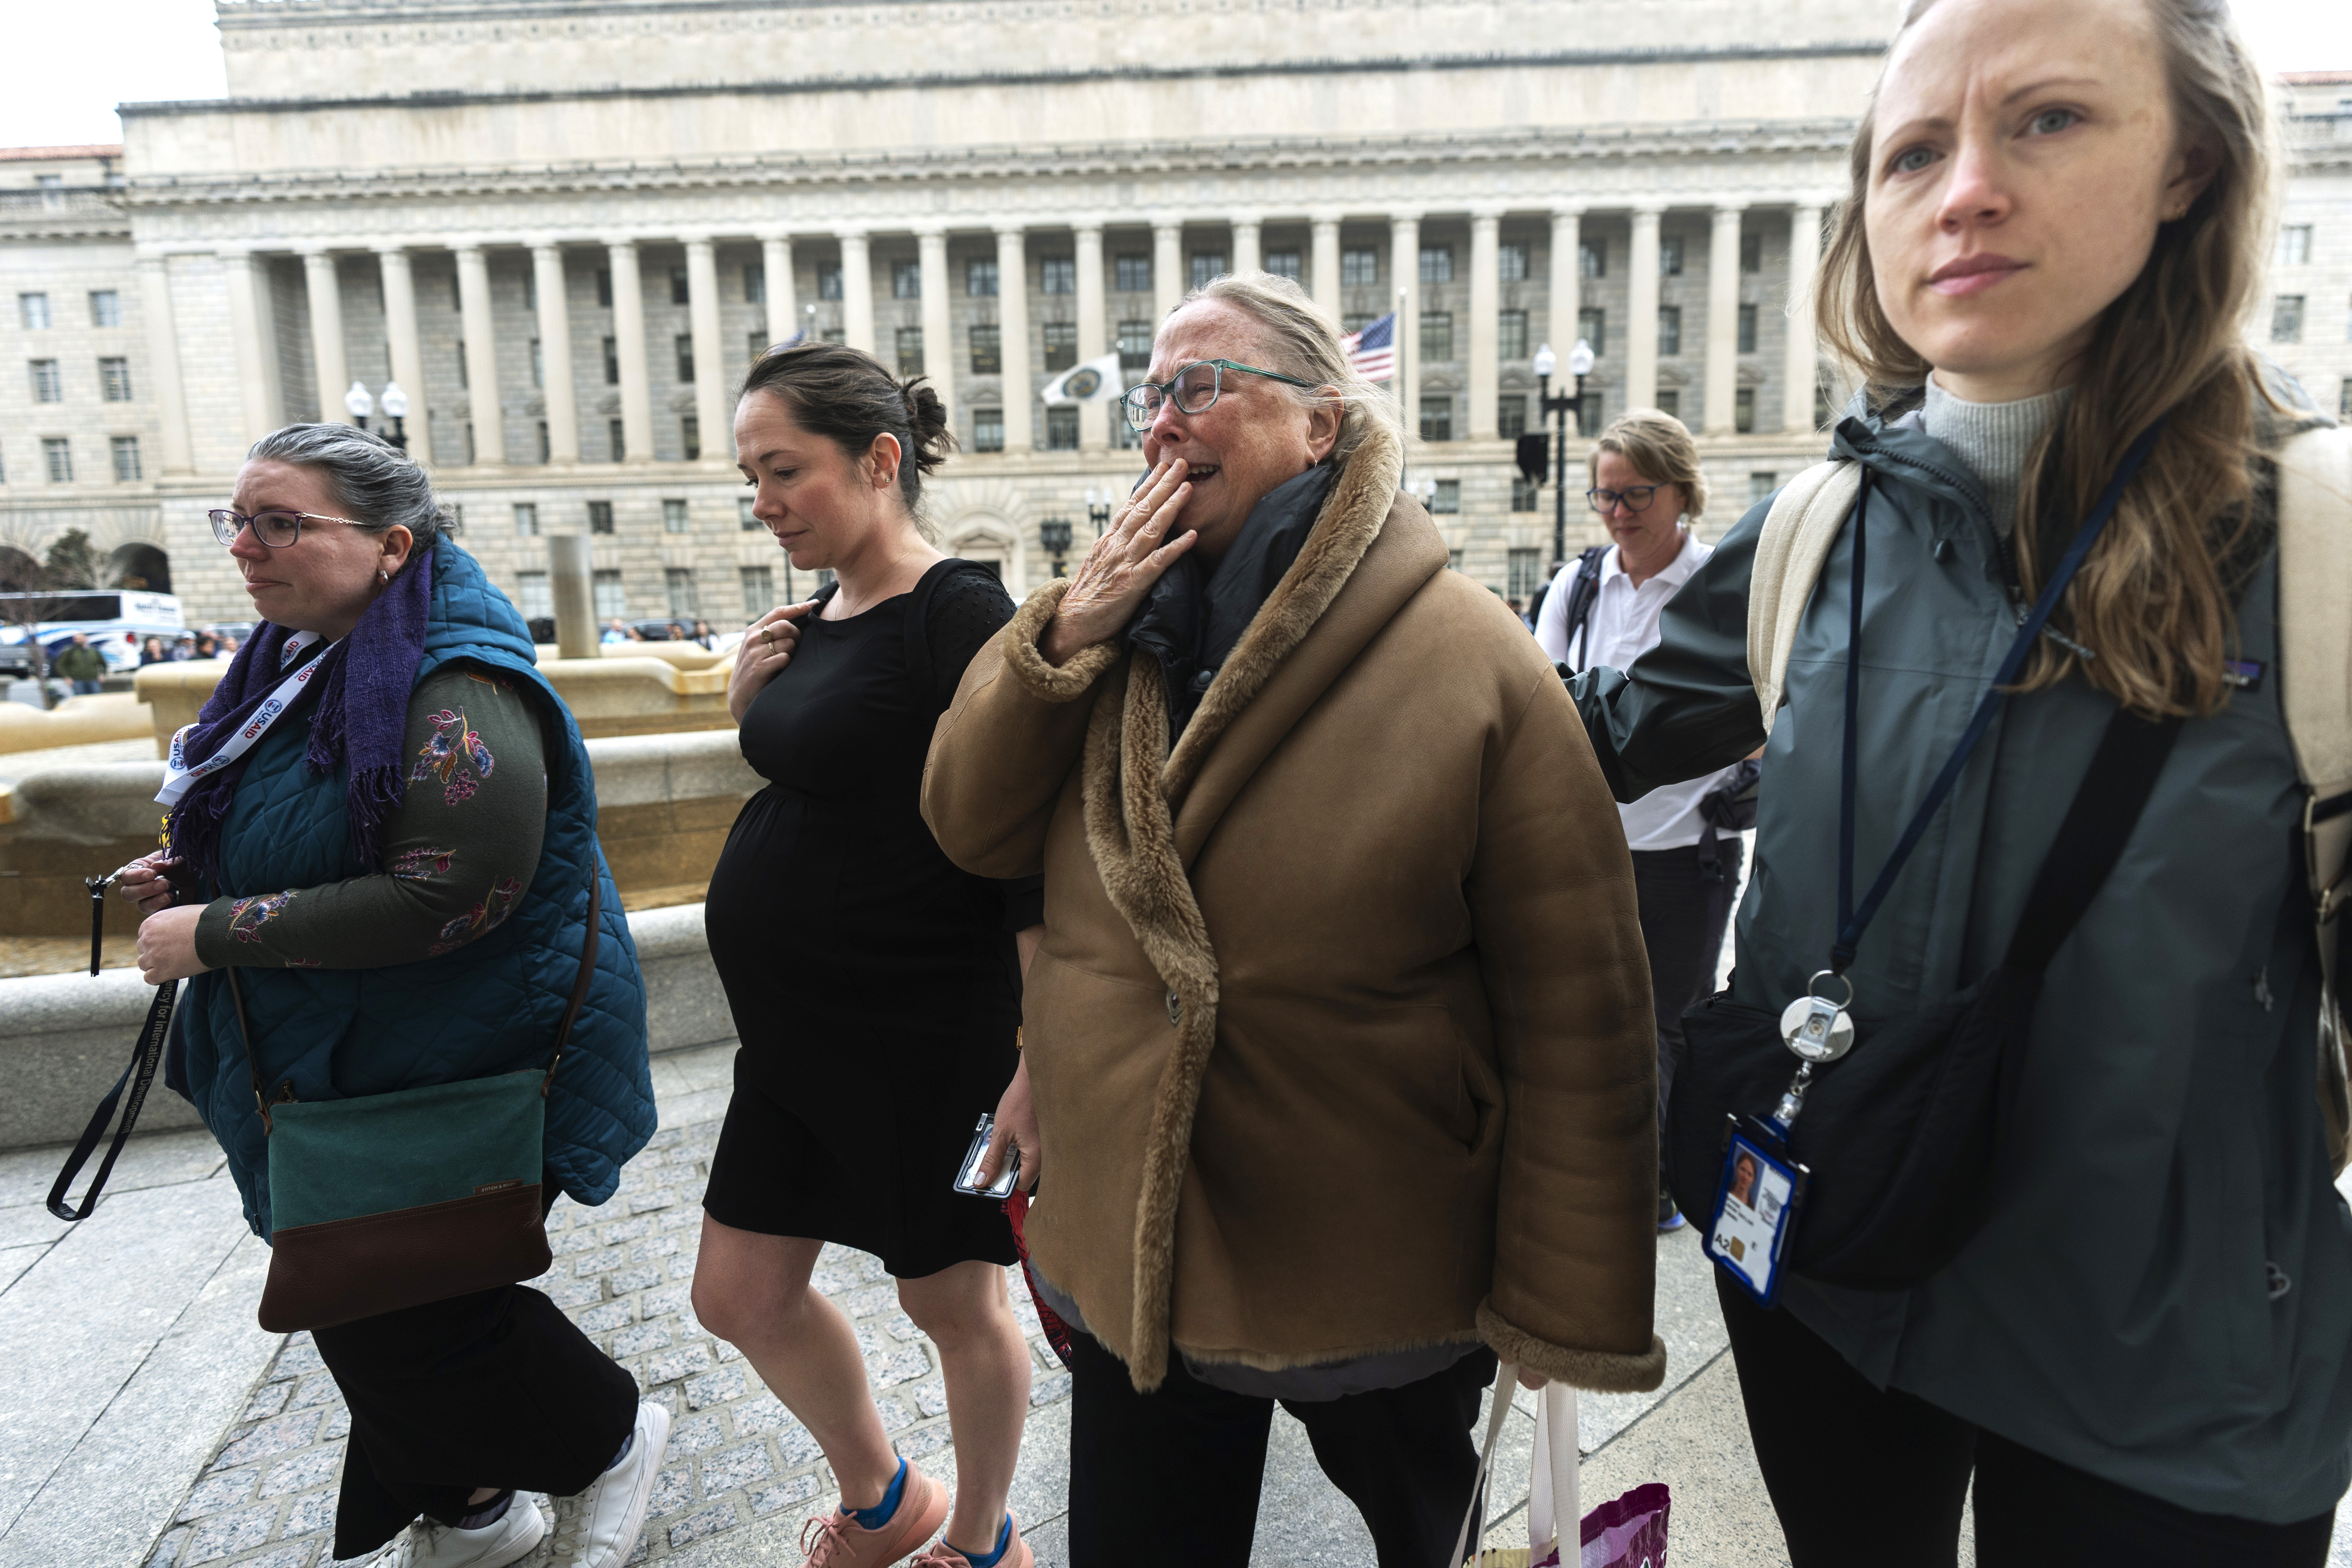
[1706,971,1850,1307]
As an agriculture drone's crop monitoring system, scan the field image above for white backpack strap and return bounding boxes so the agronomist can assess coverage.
[1748,459,1863,734]
[2276,423,2352,1174]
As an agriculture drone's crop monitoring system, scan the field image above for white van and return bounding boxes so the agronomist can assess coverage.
[0,589,189,677]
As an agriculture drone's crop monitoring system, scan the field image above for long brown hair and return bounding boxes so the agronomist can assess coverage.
[1817,0,2281,717]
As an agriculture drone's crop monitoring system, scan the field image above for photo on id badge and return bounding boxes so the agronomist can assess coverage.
[1709,1127,1800,1307]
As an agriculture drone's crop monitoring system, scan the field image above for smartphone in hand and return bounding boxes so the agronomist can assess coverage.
[952,1113,1019,1199]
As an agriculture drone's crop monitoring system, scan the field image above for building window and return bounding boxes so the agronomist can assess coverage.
[1815,381,1834,428]
[2279,226,2313,266]
[1342,313,1374,335]
[968,258,1001,297]
[896,325,925,377]
[1342,248,1379,286]
[523,337,542,388]
[30,360,61,402]
[1511,474,1540,511]
[1042,321,1077,373]
[516,571,551,620]
[743,263,765,304]
[1448,549,1464,573]
[1190,253,1227,289]
[1749,472,1779,507]
[662,498,690,534]
[1655,390,1680,420]
[739,495,760,531]
[1265,250,1302,281]
[1499,396,1527,440]
[1117,319,1153,372]
[969,323,1001,375]
[1039,257,1073,295]
[1741,231,1764,274]
[1579,307,1606,358]
[817,263,843,301]
[111,436,141,481]
[603,337,619,384]
[892,261,923,300]
[1579,393,1604,438]
[514,502,539,536]
[667,267,689,306]
[1112,417,1143,451]
[1737,303,1758,355]
[464,423,476,464]
[1046,406,1080,450]
[2272,295,2305,344]
[588,500,615,534]
[537,422,550,463]
[1420,311,1454,362]
[972,408,1005,452]
[1660,236,1685,276]
[665,567,700,617]
[1115,255,1152,293]
[592,569,626,619]
[522,270,536,312]
[99,357,132,401]
[822,326,846,345]
[608,419,626,462]
[19,293,50,330]
[596,270,612,307]
[1429,478,1461,513]
[457,340,469,389]
[1508,548,1543,598]
[2343,379,2352,420]
[740,565,773,617]
[1658,306,1683,357]
[1421,401,1454,442]
[749,331,770,364]
[1498,243,1529,283]
[681,415,701,461]
[1579,239,1606,279]
[675,333,696,382]
[89,290,121,327]
[43,437,71,483]
[1735,386,1756,433]
[1498,310,1528,361]
[1419,246,1454,285]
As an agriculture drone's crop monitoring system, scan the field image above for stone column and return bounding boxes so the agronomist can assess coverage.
[996,226,1033,452]
[1075,222,1107,451]
[376,247,423,453]
[300,249,352,425]
[606,239,653,464]
[531,244,579,463]
[839,231,875,354]
[1549,210,1582,368]
[1391,213,1420,440]
[760,234,797,348]
[1627,204,1664,413]
[135,253,193,476]
[1468,209,1501,440]
[549,535,597,660]
[220,251,280,440]
[684,236,729,462]
[1704,202,1747,435]
[1783,203,1824,433]
[1232,217,1261,277]
[1310,214,1341,315]
[1152,219,1183,323]
[453,244,504,464]
[916,226,955,430]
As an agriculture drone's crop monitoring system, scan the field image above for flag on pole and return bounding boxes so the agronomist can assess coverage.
[1342,312,1397,381]
[1041,350,1123,406]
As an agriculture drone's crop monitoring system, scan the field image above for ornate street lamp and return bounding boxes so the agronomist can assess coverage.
[379,381,411,453]
[1083,489,1113,538]
[1040,518,1074,577]
[344,380,375,430]
[1532,339,1596,575]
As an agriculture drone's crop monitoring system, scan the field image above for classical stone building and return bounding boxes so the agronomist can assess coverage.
[1,5,2347,627]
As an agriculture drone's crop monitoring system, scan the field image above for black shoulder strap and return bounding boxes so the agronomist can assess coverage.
[1560,546,1607,669]
[46,980,179,1221]
[2003,707,2185,973]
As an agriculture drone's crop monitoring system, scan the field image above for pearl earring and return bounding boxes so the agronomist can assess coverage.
[377,569,390,585]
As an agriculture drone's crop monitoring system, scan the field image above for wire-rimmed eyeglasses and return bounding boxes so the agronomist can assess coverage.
[1586,485,1664,515]
[208,508,365,548]
[1121,360,1323,430]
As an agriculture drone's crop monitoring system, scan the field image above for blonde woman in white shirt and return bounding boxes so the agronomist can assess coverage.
[1535,409,1747,1233]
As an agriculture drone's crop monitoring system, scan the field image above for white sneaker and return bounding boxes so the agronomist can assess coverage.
[372,1496,547,1568]
[544,1400,671,1568]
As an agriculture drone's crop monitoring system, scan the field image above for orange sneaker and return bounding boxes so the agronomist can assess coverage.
[909,1514,1033,1568]
[797,1461,948,1568]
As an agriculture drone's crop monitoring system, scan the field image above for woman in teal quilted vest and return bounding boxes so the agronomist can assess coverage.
[120,424,665,1568]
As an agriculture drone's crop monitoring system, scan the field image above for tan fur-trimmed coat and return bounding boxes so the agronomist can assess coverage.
[922,422,1665,1394]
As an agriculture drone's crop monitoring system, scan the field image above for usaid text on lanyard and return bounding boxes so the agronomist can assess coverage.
[154,632,333,809]
[1707,422,2165,1307]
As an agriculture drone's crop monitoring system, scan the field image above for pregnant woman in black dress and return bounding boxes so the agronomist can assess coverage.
[695,344,1038,1568]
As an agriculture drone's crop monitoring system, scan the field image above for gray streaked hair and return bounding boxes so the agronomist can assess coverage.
[1177,271,1401,463]
[246,423,455,563]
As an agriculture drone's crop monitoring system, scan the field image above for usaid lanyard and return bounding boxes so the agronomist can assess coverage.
[155,632,333,809]
[1706,421,2164,1307]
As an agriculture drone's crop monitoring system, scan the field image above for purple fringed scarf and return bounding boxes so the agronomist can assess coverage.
[164,548,436,884]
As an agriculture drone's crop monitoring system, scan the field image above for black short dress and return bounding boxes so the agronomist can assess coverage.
[703,559,1036,1277]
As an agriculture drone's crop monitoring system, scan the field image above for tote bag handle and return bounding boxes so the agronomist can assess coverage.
[1447,1364,1582,1568]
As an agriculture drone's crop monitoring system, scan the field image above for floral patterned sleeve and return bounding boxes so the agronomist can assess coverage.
[194,663,550,970]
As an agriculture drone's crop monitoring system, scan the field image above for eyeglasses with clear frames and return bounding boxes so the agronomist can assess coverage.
[1585,485,1663,515]
[1121,359,1324,430]
[208,509,365,548]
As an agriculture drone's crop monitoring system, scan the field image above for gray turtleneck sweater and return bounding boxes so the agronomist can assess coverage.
[1921,377,2074,537]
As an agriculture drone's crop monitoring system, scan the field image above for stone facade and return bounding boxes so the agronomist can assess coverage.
[1,15,2348,624]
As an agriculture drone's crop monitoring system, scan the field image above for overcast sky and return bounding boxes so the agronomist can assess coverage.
[3,0,2348,151]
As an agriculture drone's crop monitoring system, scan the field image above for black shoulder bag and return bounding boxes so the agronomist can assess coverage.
[1666,422,2178,1293]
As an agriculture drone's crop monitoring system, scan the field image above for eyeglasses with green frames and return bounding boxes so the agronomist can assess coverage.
[1121,360,1325,430]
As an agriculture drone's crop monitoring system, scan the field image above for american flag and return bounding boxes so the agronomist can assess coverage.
[1342,312,1397,381]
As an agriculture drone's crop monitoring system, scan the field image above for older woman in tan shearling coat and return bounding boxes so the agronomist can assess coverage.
[923,273,1659,1565]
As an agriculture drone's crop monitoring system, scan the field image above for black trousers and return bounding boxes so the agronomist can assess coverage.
[1066,1331,1498,1567]
[314,1280,639,1558]
[1632,840,1741,1188]
[1716,1273,2335,1566]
